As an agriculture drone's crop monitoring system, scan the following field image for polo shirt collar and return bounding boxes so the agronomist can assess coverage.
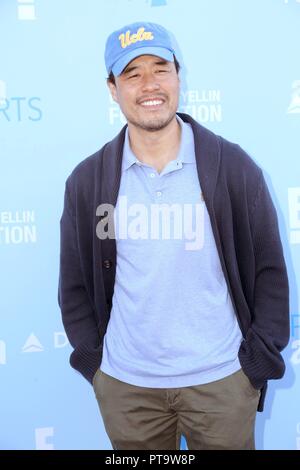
[121,114,195,172]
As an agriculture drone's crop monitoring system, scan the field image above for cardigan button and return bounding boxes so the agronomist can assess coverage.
[103,259,112,269]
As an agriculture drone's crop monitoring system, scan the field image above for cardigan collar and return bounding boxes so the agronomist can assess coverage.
[101,112,221,211]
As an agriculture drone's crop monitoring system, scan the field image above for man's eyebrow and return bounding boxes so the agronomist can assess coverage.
[154,60,169,66]
[122,59,170,75]
[122,65,139,75]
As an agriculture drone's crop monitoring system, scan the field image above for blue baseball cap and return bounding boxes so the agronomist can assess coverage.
[105,22,176,76]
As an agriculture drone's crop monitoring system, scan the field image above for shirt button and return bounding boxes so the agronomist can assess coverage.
[156,191,162,197]
[103,259,112,269]
[150,173,155,178]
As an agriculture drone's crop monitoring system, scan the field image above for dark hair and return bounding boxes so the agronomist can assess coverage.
[107,54,181,85]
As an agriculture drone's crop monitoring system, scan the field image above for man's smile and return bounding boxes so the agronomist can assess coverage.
[140,99,164,107]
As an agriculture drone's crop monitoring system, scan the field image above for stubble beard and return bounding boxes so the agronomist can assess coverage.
[127,109,177,133]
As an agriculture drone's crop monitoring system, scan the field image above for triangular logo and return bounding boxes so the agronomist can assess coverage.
[22,333,44,353]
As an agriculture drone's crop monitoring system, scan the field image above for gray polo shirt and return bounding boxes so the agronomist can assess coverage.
[100,115,243,387]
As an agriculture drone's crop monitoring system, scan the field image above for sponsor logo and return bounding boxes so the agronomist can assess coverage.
[119,27,154,49]
[288,188,300,244]
[108,93,127,126]
[179,89,222,123]
[21,332,69,353]
[17,0,36,21]
[0,211,37,245]
[1,332,69,363]
[0,340,6,365]
[0,97,42,122]
[22,333,44,353]
[53,332,69,349]
[287,80,300,114]
[35,427,54,450]
[108,89,222,125]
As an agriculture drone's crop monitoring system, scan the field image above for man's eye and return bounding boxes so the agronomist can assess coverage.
[128,74,139,79]
[156,69,168,73]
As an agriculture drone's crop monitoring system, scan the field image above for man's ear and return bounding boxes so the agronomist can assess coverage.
[107,79,119,104]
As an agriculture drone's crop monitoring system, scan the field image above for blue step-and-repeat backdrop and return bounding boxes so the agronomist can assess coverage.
[0,0,299,450]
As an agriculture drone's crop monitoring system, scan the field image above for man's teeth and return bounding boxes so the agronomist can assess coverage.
[140,100,163,107]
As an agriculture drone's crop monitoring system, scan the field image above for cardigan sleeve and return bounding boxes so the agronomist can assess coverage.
[58,180,102,384]
[238,171,290,389]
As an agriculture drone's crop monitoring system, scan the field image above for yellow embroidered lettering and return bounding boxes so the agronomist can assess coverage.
[136,27,145,41]
[125,31,131,47]
[119,33,126,48]
[119,27,154,49]
[145,32,154,40]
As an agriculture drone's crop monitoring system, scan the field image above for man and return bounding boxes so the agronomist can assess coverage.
[58,22,289,450]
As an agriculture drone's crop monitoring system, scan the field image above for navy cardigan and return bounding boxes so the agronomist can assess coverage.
[58,113,289,411]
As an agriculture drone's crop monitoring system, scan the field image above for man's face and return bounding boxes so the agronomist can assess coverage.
[107,54,180,132]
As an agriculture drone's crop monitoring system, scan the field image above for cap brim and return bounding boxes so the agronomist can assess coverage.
[111,46,174,76]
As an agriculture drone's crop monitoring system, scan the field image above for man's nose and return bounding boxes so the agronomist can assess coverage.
[141,72,160,91]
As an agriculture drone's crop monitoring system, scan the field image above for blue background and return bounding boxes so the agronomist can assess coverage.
[0,0,299,450]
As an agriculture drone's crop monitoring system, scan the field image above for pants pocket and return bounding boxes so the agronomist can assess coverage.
[238,369,260,398]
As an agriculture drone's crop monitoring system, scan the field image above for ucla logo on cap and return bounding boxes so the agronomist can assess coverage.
[105,22,175,76]
[119,27,154,49]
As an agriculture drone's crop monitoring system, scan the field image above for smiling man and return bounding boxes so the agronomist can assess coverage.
[58,22,289,450]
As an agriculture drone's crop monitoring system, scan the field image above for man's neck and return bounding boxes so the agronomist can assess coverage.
[127,116,182,174]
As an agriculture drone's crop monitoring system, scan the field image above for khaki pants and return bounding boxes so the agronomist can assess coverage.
[93,368,260,450]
